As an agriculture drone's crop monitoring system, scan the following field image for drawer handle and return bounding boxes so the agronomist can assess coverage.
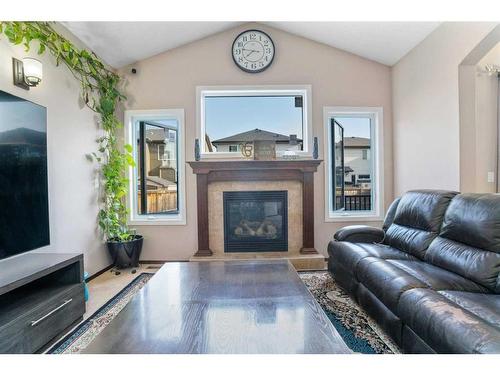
[30,299,73,327]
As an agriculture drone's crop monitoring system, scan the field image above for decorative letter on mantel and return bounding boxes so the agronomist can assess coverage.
[188,159,322,257]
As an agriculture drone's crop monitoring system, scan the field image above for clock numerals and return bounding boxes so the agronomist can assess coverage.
[232,30,275,73]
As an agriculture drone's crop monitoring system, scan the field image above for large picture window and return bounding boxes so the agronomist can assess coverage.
[197,86,312,157]
[324,107,384,221]
[125,109,186,225]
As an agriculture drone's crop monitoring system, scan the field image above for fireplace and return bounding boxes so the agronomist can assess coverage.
[223,191,288,252]
[188,160,322,257]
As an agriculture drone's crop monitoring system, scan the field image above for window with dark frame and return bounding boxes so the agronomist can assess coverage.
[331,119,345,211]
[331,116,373,213]
[137,121,179,215]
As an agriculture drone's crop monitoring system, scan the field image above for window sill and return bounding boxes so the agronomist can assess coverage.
[325,212,383,223]
[129,216,186,226]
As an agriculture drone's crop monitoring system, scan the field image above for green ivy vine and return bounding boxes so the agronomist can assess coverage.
[0,21,135,242]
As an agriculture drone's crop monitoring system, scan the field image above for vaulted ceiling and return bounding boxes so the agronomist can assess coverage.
[63,21,440,68]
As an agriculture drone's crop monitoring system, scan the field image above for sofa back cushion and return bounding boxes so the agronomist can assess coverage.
[384,190,458,259]
[425,193,500,293]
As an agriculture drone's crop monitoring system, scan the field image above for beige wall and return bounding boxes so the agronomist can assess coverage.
[459,29,500,193]
[473,43,499,192]
[0,25,110,275]
[392,22,497,195]
[118,22,393,261]
[473,66,498,192]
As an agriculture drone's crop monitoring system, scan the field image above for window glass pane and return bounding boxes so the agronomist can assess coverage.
[332,117,372,212]
[137,120,178,215]
[204,95,304,153]
[332,120,344,210]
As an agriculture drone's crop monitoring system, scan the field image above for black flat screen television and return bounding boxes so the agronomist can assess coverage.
[0,90,49,259]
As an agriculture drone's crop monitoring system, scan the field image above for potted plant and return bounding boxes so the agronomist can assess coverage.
[96,137,143,268]
[1,22,142,268]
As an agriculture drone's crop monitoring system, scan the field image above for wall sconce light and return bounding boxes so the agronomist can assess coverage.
[12,57,43,90]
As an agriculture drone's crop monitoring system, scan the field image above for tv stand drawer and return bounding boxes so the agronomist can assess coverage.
[0,283,85,353]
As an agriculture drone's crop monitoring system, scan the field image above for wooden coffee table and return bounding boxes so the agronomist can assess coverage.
[83,260,351,354]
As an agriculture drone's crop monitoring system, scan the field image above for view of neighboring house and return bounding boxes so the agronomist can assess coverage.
[137,127,178,214]
[141,127,178,186]
[343,136,371,188]
[211,128,303,153]
[334,135,372,211]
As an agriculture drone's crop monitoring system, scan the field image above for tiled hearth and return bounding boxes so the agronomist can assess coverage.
[188,160,325,270]
[190,252,326,271]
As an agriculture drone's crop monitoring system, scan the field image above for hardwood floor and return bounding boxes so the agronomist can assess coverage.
[83,260,350,354]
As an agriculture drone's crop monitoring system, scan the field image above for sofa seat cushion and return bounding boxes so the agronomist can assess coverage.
[328,241,417,274]
[357,258,428,312]
[357,258,488,312]
[399,288,500,353]
[386,260,488,293]
[438,290,500,327]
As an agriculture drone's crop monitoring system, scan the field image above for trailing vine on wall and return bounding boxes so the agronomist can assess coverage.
[0,21,135,242]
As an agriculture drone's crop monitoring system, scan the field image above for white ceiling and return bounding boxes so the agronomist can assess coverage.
[62,22,242,68]
[263,22,441,66]
[63,21,440,68]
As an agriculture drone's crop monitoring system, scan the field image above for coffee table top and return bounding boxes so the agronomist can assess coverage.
[83,260,351,354]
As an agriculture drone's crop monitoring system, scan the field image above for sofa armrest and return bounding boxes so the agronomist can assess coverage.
[333,225,385,243]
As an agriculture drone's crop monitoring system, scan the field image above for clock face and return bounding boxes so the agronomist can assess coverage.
[232,30,275,73]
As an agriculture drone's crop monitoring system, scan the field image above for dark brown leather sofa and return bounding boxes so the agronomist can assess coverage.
[328,190,500,353]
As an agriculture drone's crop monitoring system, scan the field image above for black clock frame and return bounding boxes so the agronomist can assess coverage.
[231,29,275,74]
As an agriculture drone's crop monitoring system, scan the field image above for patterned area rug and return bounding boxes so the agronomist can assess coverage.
[299,271,400,354]
[47,273,154,354]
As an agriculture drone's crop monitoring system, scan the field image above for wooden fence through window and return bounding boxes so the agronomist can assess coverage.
[138,190,177,213]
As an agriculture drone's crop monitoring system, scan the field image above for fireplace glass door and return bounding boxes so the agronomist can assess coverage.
[223,191,288,252]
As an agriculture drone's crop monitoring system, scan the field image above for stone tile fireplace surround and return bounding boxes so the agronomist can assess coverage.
[188,160,324,270]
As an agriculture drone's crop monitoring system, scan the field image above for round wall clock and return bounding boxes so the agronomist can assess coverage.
[232,30,275,73]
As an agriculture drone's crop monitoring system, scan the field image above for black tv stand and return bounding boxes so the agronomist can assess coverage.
[0,253,85,353]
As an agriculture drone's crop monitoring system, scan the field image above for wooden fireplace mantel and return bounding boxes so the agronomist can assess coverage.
[188,159,323,257]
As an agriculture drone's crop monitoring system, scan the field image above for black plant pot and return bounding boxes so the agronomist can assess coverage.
[107,235,144,268]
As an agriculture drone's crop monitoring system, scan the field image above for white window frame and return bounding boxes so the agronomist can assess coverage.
[196,85,313,159]
[324,106,384,222]
[124,109,186,225]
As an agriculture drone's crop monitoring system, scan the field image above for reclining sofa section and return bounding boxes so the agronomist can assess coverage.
[328,190,500,353]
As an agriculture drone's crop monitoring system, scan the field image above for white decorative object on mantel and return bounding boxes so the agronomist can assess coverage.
[282,150,299,160]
